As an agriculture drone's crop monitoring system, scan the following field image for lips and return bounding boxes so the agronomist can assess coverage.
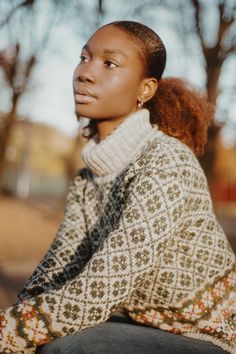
[74,88,96,104]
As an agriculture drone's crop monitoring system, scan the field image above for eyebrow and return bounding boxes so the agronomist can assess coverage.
[82,44,128,59]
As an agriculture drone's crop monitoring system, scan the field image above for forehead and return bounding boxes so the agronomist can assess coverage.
[85,25,140,60]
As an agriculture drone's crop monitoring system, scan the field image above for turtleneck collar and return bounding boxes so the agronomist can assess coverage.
[82,109,158,177]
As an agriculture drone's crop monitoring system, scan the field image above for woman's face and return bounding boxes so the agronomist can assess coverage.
[73,25,145,121]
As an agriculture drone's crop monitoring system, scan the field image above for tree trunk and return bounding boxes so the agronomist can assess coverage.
[199,58,222,196]
[0,93,19,192]
[206,60,221,106]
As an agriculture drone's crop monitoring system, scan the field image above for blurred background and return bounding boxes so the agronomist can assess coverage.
[0,0,236,309]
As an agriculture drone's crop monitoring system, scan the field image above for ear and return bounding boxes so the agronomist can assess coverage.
[138,78,158,104]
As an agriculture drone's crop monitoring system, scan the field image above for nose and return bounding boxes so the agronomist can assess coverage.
[74,62,96,83]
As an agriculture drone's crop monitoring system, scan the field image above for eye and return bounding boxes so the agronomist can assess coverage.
[80,55,89,63]
[104,60,118,69]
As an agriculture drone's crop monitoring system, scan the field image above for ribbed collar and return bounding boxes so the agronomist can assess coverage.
[82,109,158,177]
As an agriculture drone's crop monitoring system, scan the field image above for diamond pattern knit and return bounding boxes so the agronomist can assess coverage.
[0,110,235,354]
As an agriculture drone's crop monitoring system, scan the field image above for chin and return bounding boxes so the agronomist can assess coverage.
[76,106,105,120]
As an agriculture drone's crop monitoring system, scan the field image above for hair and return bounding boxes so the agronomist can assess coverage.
[82,20,214,156]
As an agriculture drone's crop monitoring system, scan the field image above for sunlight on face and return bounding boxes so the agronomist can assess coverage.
[73,25,145,121]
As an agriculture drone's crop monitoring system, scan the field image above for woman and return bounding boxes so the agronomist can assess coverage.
[0,21,235,354]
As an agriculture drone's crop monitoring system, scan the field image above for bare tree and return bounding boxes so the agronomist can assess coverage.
[0,0,69,192]
[0,44,35,185]
[192,0,236,104]
[177,0,236,189]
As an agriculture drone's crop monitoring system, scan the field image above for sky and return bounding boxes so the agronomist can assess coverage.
[0,0,236,144]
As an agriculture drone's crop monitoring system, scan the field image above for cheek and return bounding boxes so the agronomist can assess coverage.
[102,71,140,101]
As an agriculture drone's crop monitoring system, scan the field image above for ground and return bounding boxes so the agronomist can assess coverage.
[0,196,62,308]
[0,196,235,309]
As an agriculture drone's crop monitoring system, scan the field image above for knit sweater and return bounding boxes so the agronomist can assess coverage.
[0,109,235,354]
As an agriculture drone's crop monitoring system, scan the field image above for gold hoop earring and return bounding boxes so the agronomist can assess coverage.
[137,100,143,110]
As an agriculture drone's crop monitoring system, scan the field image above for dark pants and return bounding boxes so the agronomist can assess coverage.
[36,314,228,354]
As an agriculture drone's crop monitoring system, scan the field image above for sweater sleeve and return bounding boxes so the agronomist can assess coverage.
[0,157,186,353]
[15,169,91,303]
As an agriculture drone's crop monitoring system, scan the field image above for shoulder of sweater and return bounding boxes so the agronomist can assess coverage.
[130,131,200,173]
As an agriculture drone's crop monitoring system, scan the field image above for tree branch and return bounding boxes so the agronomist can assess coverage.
[225,42,236,55]
[0,0,35,28]
[191,0,205,49]
[216,0,234,50]
[98,0,104,17]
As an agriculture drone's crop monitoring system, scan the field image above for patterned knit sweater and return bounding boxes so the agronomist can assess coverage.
[0,109,235,354]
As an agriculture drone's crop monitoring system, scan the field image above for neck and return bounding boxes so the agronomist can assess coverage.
[82,109,159,177]
[96,109,137,140]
